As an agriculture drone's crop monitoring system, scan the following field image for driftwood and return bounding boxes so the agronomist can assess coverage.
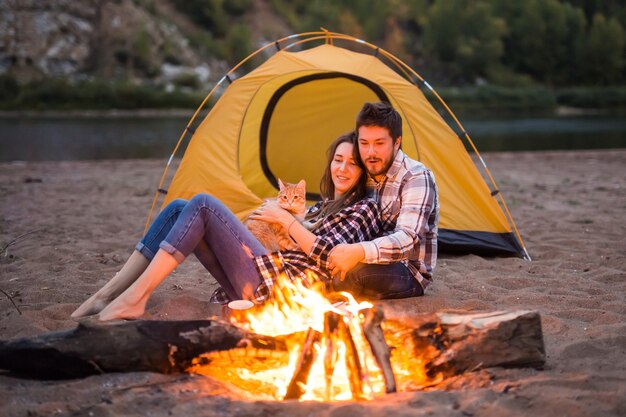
[0,310,545,384]
[0,318,284,379]
[382,309,545,378]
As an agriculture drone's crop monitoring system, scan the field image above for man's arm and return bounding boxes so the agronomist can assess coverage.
[362,170,437,263]
[308,199,380,270]
[329,170,437,278]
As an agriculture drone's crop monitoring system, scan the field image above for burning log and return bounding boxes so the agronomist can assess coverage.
[284,328,322,400]
[323,311,341,401]
[0,318,284,379]
[363,306,396,393]
[382,309,545,381]
[340,316,365,399]
[0,309,545,392]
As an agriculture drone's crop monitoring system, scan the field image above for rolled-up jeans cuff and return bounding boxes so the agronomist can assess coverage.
[135,241,156,261]
[159,241,186,264]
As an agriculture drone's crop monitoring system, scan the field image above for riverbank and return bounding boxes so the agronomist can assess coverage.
[2,74,625,115]
[0,105,614,119]
[0,108,201,118]
[1,150,625,416]
[431,85,626,116]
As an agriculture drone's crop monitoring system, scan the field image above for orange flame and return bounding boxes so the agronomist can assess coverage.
[189,273,442,400]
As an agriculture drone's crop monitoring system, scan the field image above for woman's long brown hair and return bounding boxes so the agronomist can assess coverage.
[305,131,368,227]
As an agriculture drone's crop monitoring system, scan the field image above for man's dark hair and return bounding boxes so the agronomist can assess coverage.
[355,102,402,139]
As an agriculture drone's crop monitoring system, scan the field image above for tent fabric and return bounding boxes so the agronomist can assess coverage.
[163,43,524,257]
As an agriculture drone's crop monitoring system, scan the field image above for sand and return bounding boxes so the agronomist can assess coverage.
[1,150,625,416]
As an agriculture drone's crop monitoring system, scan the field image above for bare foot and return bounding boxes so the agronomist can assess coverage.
[98,297,146,321]
[71,293,111,319]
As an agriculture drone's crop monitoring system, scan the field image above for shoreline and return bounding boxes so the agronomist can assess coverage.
[0,108,205,119]
[0,105,621,119]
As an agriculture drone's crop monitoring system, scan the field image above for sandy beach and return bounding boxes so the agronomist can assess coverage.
[1,150,625,416]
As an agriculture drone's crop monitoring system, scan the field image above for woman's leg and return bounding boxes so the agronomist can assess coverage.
[71,199,188,318]
[98,194,268,320]
[98,249,178,320]
[71,251,149,318]
[191,239,239,300]
[166,194,269,300]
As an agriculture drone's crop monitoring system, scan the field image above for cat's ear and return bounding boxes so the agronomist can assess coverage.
[297,179,306,190]
[278,178,285,191]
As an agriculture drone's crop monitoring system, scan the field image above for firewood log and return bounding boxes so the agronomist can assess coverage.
[323,311,341,401]
[284,328,322,400]
[382,309,545,378]
[0,318,284,379]
[0,310,545,384]
[363,306,396,393]
[340,318,365,399]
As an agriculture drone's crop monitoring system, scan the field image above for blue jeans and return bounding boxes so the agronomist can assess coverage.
[135,194,268,301]
[332,263,424,300]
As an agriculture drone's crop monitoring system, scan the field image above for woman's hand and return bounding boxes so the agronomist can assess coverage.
[249,200,294,228]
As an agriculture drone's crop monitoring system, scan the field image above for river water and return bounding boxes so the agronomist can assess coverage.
[0,113,625,162]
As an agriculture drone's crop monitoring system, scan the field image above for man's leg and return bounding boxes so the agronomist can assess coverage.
[333,263,424,300]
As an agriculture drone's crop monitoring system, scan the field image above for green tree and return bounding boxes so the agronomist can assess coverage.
[383,16,407,61]
[225,24,253,66]
[556,3,587,85]
[423,0,505,83]
[341,0,392,40]
[580,14,625,85]
[132,24,155,76]
[561,0,626,29]
[223,0,252,16]
[493,0,591,85]
[171,0,228,37]
[338,10,365,40]
[298,1,341,33]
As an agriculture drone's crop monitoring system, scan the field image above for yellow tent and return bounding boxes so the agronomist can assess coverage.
[150,32,529,259]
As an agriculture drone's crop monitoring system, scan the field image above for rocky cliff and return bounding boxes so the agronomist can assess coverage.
[0,0,248,85]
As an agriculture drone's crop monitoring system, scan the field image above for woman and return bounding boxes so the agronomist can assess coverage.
[72,132,381,321]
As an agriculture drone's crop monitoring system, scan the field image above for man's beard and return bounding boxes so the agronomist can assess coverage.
[365,153,395,177]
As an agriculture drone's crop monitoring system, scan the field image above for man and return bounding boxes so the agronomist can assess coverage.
[328,101,439,299]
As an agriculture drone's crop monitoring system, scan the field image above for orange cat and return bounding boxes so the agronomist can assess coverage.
[245,179,306,252]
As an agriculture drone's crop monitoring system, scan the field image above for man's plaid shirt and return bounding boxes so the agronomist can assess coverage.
[359,150,439,289]
[210,198,381,304]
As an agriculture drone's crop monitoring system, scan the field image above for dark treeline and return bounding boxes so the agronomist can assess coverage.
[263,0,625,87]
[1,0,624,111]
[145,0,626,87]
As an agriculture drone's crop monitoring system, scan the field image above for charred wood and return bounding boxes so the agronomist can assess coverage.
[383,309,545,378]
[323,311,341,401]
[340,318,365,400]
[363,306,396,393]
[0,318,284,379]
[283,327,322,400]
[0,310,545,385]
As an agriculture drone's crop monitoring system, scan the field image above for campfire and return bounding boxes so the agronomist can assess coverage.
[188,274,441,401]
[0,274,546,397]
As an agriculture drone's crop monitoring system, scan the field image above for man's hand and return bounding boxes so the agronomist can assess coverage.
[327,243,365,281]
